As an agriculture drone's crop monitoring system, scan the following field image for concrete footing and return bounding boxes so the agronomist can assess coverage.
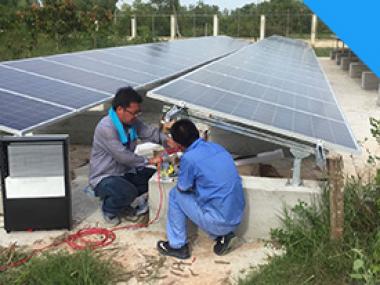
[330,49,337,60]
[361,72,380,90]
[336,53,345,65]
[349,62,369,78]
[149,175,321,241]
[341,56,358,71]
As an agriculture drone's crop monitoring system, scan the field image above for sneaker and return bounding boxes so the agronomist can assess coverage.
[157,240,190,259]
[120,206,140,222]
[135,200,149,216]
[213,232,235,256]
[131,193,148,209]
[102,212,121,226]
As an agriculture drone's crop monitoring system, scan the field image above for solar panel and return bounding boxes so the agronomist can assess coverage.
[148,36,359,153]
[0,36,248,135]
[0,90,69,133]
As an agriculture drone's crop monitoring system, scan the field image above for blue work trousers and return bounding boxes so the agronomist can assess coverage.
[167,188,237,249]
[94,167,155,216]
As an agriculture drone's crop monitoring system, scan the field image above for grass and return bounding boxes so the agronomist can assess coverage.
[0,248,124,285]
[314,47,333,57]
[240,176,380,285]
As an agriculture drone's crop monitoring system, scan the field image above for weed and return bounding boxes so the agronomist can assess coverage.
[241,177,380,285]
[0,248,124,285]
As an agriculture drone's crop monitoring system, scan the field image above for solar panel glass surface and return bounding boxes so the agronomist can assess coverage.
[0,36,248,135]
[148,36,359,153]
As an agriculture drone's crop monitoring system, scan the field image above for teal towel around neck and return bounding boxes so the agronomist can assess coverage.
[108,108,137,145]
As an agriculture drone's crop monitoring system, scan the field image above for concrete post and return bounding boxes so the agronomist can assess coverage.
[349,62,369,78]
[131,16,137,39]
[213,14,219,36]
[361,72,380,90]
[260,15,266,40]
[341,56,358,71]
[170,14,177,40]
[311,14,318,47]
[377,84,380,106]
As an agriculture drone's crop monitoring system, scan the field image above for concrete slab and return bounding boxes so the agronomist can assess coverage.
[149,175,321,241]
[362,72,380,90]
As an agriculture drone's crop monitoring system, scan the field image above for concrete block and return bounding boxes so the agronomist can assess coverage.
[349,62,369,78]
[341,56,358,71]
[149,175,321,241]
[330,49,337,60]
[335,50,349,65]
[362,72,380,90]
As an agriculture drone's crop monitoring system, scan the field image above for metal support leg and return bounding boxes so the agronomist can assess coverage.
[290,148,311,186]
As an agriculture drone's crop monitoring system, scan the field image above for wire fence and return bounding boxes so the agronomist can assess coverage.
[114,13,333,39]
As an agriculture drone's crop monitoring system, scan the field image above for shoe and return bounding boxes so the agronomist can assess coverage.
[131,194,149,216]
[102,212,121,226]
[135,200,149,216]
[157,240,190,259]
[213,232,235,256]
[131,193,148,209]
[120,206,143,222]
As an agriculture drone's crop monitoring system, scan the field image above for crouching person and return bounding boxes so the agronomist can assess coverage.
[157,119,245,259]
[89,87,169,225]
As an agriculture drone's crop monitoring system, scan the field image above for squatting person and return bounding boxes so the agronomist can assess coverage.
[89,86,172,225]
[157,119,245,259]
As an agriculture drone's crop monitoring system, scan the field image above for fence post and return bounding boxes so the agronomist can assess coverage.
[213,14,219,36]
[327,154,344,241]
[311,14,318,47]
[170,14,177,40]
[131,15,137,39]
[260,15,266,40]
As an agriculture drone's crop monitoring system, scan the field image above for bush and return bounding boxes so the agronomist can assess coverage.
[241,177,380,285]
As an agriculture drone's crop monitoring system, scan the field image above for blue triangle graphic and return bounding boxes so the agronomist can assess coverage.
[305,0,380,78]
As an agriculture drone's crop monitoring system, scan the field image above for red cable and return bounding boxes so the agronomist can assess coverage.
[0,164,165,271]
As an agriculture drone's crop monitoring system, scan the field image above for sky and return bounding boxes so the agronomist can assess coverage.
[117,0,261,11]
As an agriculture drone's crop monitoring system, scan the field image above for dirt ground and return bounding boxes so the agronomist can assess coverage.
[0,57,379,284]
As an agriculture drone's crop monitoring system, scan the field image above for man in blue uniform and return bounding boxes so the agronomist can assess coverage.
[157,119,245,259]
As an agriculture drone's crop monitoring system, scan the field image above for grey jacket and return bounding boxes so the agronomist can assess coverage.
[89,116,166,188]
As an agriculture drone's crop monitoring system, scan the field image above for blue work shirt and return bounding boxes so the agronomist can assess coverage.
[177,138,245,227]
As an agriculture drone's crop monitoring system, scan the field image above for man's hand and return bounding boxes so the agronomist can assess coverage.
[162,121,175,133]
[148,156,162,165]
[166,138,178,149]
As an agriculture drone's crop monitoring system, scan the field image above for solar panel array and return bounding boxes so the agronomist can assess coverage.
[148,36,359,153]
[0,36,248,135]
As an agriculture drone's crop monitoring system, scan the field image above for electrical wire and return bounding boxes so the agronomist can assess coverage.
[0,164,165,272]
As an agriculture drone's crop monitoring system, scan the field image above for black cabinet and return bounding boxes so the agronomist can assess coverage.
[0,135,72,232]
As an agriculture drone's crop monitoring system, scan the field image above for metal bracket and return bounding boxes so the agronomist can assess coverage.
[289,148,312,187]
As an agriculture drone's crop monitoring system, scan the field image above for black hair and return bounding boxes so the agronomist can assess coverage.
[112,86,142,110]
[170,119,200,148]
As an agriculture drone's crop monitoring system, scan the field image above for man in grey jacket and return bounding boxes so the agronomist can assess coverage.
[89,86,169,225]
